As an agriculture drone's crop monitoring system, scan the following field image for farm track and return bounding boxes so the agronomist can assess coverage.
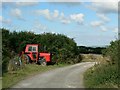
[12,62,95,88]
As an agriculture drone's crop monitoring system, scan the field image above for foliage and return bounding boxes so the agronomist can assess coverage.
[2,28,82,74]
[84,63,118,88]
[84,40,119,88]
[102,40,120,64]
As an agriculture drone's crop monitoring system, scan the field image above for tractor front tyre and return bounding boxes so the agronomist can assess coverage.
[39,58,47,66]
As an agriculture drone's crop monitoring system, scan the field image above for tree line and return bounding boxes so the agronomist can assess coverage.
[77,46,105,54]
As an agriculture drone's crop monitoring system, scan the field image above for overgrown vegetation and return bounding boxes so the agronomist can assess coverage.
[2,28,82,74]
[84,40,119,88]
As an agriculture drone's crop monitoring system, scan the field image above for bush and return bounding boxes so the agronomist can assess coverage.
[102,40,119,64]
[84,63,118,88]
[84,40,119,88]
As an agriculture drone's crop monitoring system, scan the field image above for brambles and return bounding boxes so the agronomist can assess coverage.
[84,40,119,88]
[102,40,119,64]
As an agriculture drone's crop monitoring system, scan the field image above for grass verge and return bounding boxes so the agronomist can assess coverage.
[2,64,69,89]
[0,77,2,90]
[84,62,118,88]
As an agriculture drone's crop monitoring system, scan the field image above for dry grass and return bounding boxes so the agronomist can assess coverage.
[81,54,103,62]
[2,64,68,89]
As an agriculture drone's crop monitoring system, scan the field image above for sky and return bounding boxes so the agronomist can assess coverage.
[0,0,119,46]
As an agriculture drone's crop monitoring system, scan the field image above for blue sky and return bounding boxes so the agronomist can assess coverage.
[0,1,118,46]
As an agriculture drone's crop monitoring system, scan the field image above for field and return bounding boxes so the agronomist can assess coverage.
[81,54,103,62]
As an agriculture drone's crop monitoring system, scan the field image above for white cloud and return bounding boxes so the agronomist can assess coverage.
[59,12,64,19]
[2,0,39,2]
[88,2,118,14]
[97,14,110,22]
[16,2,38,6]
[113,27,118,33]
[70,13,84,24]
[61,19,71,24]
[2,0,119,2]
[34,9,52,20]
[59,12,71,24]
[34,9,85,25]
[11,8,24,20]
[90,0,118,2]
[0,16,11,24]
[53,10,59,18]
[33,20,47,31]
[0,16,2,22]
[100,26,107,32]
[35,23,47,31]
[90,21,103,27]
[1,0,13,2]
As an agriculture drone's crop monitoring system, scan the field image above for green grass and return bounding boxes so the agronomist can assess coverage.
[84,63,118,88]
[2,64,69,89]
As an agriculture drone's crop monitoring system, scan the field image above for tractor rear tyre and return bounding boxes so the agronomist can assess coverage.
[19,54,30,65]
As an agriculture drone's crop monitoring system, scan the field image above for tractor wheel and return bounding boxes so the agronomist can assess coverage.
[38,58,47,66]
[19,54,30,65]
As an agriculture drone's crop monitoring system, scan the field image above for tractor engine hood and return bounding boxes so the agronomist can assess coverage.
[39,53,51,62]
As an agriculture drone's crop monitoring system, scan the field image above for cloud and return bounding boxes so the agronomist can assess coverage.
[53,10,59,18]
[34,9,60,20]
[2,0,39,2]
[0,16,2,22]
[91,21,109,32]
[90,0,118,2]
[11,8,25,20]
[34,9,85,25]
[100,26,107,32]
[59,12,71,24]
[15,2,39,6]
[90,21,103,27]
[113,27,118,33]
[2,2,38,10]
[34,9,52,20]
[97,14,110,22]
[88,2,118,14]
[34,20,48,31]
[1,0,13,2]
[59,12,64,19]
[61,19,71,24]
[59,12,84,25]
[70,13,84,24]
[0,16,11,24]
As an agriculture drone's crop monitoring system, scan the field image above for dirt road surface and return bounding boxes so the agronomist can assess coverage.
[12,62,95,88]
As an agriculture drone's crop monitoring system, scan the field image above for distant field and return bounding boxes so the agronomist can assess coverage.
[81,54,103,62]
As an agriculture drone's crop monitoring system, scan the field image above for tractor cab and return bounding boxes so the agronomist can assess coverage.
[25,44,39,61]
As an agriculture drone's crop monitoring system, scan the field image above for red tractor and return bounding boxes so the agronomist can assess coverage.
[19,44,52,66]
